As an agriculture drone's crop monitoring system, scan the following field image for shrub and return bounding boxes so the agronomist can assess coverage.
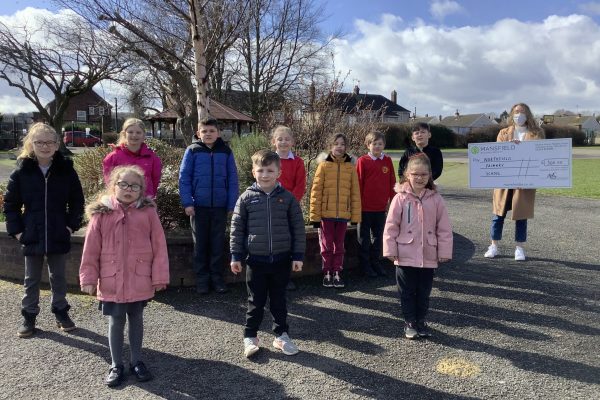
[542,125,587,145]
[430,124,456,148]
[73,139,187,230]
[102,131,119,145]
[229,133,270,193]
[377,123,411,149]
[466,125,504,146]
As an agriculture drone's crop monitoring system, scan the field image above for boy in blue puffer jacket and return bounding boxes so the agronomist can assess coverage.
[179,118,239,294]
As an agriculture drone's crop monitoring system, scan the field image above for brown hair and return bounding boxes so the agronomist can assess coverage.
[411,122,431,133]
[18,123,60,160]
[199,117,219,129]
[402,153,435,190]
[328,133,347,148]
[251,149,281,170]
[364,131,385,147]
[509,103,544,138]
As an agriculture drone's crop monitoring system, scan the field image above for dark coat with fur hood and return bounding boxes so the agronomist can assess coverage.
[3,151,84,256]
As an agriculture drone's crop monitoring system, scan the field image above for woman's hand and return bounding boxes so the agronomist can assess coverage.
[512,139,521,144]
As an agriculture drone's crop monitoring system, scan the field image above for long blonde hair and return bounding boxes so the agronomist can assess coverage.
[117,118,146,146]
[18,123,60,160]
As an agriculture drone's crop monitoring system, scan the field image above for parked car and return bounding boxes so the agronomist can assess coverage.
[63,131,102,147]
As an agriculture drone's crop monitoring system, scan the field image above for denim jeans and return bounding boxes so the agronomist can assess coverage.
[490,214,527,242]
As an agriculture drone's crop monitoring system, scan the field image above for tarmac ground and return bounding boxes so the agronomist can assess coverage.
[0,187,598,399]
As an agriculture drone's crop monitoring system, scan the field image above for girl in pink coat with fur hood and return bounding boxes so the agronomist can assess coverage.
[80,165,169,388]
[383,154,452,340]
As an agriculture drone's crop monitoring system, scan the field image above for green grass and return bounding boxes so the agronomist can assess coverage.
[0,159,16,168]
[434,159,600,199]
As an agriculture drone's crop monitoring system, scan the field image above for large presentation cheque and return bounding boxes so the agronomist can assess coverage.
[468,138,572,189]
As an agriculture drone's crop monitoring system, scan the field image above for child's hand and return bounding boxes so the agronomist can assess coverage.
[387,256,398,263]
[292,261,303,272]
[438,258,450,263]
[184,206,195,217]
[153,284,166,292]
[15,233,22,240]
[230,261,243,274]
[512,139,521,144]
[81,285,96,295]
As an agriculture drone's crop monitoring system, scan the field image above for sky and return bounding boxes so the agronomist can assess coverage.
[2,0,600,118]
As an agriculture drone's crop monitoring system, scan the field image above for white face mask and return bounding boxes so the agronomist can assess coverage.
[513,113,527,126]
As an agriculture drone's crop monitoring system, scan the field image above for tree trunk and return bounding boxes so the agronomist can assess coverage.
[190,1,210,122]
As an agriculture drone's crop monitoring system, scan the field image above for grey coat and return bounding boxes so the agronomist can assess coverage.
[230,183,306,263]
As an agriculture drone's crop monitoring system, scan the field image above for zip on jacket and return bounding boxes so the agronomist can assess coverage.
[44,171,49,253]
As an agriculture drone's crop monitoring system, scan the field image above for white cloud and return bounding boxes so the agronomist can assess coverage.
[430,0,464,21]
[579,2,600,15]
[332,14,600,116]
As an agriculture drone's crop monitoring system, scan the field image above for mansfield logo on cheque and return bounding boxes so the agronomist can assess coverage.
[468,139,572,189]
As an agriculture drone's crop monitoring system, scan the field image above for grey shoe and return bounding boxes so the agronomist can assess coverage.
[17,310,36,338]
[243,337,260,358]
[404,322,418,339]
[273,332,299,355]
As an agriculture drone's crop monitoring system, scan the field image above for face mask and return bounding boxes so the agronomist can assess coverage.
[513,113,527,126]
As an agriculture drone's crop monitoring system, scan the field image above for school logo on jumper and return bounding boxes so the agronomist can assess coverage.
[277,197,284,203]
[382,166,389,174]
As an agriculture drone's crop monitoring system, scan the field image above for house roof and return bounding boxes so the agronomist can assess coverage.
[440,113,494,127]
[544,115,597,127]
[146,99,255,123]
[332,92,410,116]
[45,89,112,110]
[411,116,440,124]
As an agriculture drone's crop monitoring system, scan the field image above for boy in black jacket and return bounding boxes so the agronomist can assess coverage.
[230,150,305,358]
[398,122,444,181]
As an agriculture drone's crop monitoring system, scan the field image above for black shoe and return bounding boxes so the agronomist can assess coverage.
[286,280,297,291]
[196,286,210,295]
[416,320,431,338]
[322,274,333,288]
[214,285,229,294]
[52,305,76,332]
[130,361,153,382]
[17,310,36,338]
[333,273,345,288]
[105,365,125,387]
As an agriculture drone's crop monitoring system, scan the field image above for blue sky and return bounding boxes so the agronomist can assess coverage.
[3,1,600,116]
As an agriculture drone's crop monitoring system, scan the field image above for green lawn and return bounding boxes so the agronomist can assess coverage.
[435,159,600,199]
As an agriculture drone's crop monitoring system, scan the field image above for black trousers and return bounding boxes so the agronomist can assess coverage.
[244,258,291,338]
[358,211,386,271]
[395,266,434,323]
[190,207,227,289]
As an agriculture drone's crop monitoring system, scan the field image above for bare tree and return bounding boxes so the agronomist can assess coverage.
[230,0,336,127]
[0,12,125,151]
[58,0,248,144]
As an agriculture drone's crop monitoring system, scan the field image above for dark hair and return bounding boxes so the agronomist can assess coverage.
[364,131,386,147]
[251,149,281,169]
[412,122,430,133]
[199,117,219,129]
[328,133,347,148]
[401,153,435,190]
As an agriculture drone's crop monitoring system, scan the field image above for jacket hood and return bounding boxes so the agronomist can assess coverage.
[109,142,153,156]
[191,137,227,151]
[17,151,72,171]
[87,195,156,215]
[317,152,356,165]
[247,182,284,195]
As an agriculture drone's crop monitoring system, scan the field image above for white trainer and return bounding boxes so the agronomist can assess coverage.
[515,246,526,261]
[484,244,498,258]
[272,332,299,356]
[243,337,260,358]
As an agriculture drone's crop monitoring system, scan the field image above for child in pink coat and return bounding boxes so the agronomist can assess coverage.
[383,154,452,340]
[80,165,169,388]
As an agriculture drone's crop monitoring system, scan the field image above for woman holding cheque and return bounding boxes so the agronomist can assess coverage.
[484,103,544,261]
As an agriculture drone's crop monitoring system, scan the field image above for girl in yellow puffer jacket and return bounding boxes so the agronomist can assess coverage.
[310,133,361,289]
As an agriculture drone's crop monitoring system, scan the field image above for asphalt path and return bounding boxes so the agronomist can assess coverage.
[0,187,598,399]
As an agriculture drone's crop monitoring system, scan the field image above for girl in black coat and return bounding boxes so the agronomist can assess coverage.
[3,123,84,337]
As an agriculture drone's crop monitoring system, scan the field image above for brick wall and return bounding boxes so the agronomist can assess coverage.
[0,223,358,288]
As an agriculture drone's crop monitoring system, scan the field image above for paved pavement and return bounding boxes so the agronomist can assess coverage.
[0,188,598,399]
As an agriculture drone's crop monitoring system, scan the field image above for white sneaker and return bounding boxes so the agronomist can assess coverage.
[484,244,498,258]
[515,246,526,261]
[243,337,260,358]
[272,332,299,355]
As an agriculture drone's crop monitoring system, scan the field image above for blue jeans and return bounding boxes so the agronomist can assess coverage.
[490,215,527,243]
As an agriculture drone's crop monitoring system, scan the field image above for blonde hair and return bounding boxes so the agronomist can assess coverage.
[18,123,60,160]
[509,103,544,139]
[117,118,146,146]
[86,165,147,217]
[364,131,385,147]
[328,133,347,148]
[271,125,294,141]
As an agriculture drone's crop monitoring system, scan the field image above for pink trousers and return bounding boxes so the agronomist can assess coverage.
[319,220,347,273]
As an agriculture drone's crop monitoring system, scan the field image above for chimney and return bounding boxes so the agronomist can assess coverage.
[390,90,397,104]
[455,109,460,119]
[425,113,429,117]
[353,85,360,95]
[577,113,582,118]
[439,115,442,121]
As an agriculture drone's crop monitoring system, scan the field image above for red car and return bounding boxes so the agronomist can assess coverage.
[63,131,102,147]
